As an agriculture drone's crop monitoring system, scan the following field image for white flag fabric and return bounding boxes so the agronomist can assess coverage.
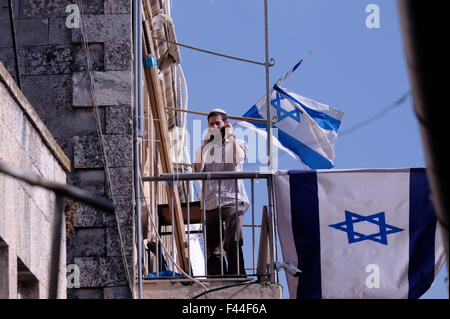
[238,58,344,169]
[274,168,445,299]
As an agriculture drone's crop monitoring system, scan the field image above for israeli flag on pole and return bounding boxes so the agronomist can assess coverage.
[239,55,344,169]
[274,168,445,299]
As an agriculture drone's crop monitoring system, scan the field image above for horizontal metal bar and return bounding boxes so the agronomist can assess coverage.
[151,36,270,66]
[0,159,114,212]
[142,171,273,182]
[164,107,268,124]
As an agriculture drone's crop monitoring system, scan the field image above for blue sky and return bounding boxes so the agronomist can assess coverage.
[170,0,448,299]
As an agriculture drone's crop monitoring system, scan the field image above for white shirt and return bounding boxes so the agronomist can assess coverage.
[194,137,250,211]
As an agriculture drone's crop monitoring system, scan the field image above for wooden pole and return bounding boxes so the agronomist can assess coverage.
[142,0,190,272]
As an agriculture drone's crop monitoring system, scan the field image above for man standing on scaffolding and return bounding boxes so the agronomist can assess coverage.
[194,108,249,277]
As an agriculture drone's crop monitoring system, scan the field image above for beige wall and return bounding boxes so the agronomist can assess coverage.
[0,62,70,298]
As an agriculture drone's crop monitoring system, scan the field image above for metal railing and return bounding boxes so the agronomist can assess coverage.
[141,171,277,283]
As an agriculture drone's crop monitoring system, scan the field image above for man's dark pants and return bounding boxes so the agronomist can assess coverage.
[205,203,246,276]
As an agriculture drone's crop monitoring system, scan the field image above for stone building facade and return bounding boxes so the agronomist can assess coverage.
[0,62,69,298]
[0,0,135,298]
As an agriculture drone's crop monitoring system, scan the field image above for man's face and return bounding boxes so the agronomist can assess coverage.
[208,115,227,129]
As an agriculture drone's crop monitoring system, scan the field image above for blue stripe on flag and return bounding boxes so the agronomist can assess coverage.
[279,130,333,169]
[273,84,342,132]
[288,170,322,299]
[242,105,267,129]
[242,105,334,169]
[408,168,436,299]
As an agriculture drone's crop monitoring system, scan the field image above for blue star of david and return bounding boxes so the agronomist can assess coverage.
[329,211,404,245]
[271,92,302,123]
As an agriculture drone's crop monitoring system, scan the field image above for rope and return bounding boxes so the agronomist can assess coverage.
[76,0,134,297]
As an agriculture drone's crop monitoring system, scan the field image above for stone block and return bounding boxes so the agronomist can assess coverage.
[108,167,133,196]
[66,228,106,258]
[21,74,72,124]
[104,42,131,71]
[0,47,25,76]
[48,17,71,44]
[105,105,132,135]
[33,140,55,180]
[104,134,133,167]
[10,18,49,47]
[54,136,73,163]
[104,195,134,228]
[72,43,104,72]
[72,201,105,228]
[69,169,106,197]
[67,287,104,299]
[9,94,25,141]
[21,113,41,161]
[19,0,69,18]
[103,286,131,299]
[106,226,133,257]
[99,256,129,287]
[48,107,105,139]
[18,0,103,18]
[74,133,132,169]
[74,257,102,288]
[24,45,72,75]
[72,14,131,45]
[104,0,131,14]
[73,134,102,169]
[72,71,132,106]
[0,21,12,47]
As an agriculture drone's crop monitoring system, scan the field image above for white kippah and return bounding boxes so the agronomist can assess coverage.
[208,108,227,115]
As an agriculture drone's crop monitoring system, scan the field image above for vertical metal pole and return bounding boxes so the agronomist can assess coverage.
[7,0,21,89]
[264,0,272,170]
[49,194,64,299]
[218,180,224,276]
[235,178,240,275]
[271,176,278,283]
[202,181,208,277]
[267,175,276,282]
[155,182,160,274]
[264,0,277,283]
[251,178,255,275]
[187,181,191,276]
[133,0,143,299]
[170,181,175,276]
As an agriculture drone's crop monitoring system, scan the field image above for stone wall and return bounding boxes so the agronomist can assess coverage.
[0,0,135,299]
[0,61,69,298]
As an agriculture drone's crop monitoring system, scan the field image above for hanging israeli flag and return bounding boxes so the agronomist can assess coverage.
[274,168,445,299]
[238,55,344,169]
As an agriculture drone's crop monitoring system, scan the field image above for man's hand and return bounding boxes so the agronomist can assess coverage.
[224,121,233,138]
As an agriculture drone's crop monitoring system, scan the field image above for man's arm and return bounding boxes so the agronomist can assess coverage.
[194,144,205,172]
[232,138,246,163]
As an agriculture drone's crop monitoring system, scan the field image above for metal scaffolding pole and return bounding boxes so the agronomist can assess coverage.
[264,0,277,283]
[133,0,144,299]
